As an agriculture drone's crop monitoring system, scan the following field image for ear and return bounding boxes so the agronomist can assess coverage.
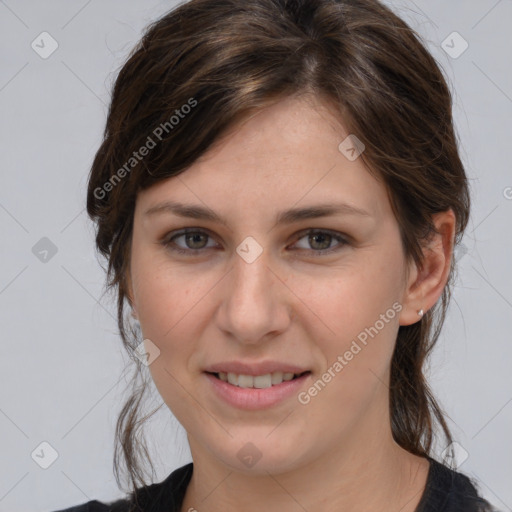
[399,209,456,326]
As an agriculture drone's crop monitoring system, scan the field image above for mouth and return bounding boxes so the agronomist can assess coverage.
[206,370,311,389]
[204,370,312,410]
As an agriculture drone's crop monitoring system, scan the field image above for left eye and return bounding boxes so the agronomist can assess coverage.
[292,229,348,253]
[162,228,348,255]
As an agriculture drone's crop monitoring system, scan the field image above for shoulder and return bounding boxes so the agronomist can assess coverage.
[51,498,129,511]
[51,497,131,512]
[417,457,500,512]
[50,462,193,512]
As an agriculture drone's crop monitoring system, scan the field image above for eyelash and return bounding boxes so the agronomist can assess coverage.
[160,228,350,257]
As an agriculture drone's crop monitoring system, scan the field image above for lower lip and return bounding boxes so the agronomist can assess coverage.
[205,372,311,410]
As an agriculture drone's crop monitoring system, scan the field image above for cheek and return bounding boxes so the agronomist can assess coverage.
[131,261,225,386]
[292,261,401,337]
[293,261,401,397]
[132,250,203,340]
[130,259,198,388]
[136,276,197,361]
[135,274,202,422]
[300,289,400,435]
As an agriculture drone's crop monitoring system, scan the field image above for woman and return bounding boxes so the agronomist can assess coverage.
[56,0,498,510]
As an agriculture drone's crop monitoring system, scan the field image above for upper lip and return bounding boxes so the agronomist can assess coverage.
[204,361,310,376]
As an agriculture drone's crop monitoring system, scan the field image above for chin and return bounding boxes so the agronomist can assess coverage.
[208,433,308,476]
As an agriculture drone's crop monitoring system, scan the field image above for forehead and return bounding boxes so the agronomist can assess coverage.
[135,94,389,222]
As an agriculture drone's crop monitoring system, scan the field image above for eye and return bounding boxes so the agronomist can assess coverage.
[290,229,349,255]
[160,228,349,256]
[162,229,217,254]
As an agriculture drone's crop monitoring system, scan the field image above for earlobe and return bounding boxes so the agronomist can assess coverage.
[399,258,424,326]
[399,209,456,326]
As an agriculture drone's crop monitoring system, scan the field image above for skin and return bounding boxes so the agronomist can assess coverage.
[126,93,455,512]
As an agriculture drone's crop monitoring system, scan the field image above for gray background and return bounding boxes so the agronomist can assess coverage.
[0,1,511,511]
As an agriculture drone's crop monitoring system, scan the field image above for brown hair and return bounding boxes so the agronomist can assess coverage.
[87,0,469,498]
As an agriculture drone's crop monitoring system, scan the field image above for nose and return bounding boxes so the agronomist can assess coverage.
[215,246,293,345]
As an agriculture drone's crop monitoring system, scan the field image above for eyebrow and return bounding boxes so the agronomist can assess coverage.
[144,200,371,226]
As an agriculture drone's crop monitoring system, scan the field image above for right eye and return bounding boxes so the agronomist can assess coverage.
[161,229,218,255]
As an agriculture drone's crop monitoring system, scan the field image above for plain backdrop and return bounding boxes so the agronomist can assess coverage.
[0,1,511,511]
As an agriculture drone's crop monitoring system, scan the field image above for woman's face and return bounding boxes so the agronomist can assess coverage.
[128,94,418,474]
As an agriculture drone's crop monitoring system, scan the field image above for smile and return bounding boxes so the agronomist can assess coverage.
[211,371,309,388]
[205,371,312,410]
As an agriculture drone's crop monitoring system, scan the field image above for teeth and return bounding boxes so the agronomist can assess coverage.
[271,371,283,385]
[238,374,257,388]
[218,371,302,388]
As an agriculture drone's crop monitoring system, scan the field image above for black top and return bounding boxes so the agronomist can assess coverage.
[52,457,498,512]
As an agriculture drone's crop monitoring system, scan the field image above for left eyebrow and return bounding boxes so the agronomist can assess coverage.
[144,200,372,226]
